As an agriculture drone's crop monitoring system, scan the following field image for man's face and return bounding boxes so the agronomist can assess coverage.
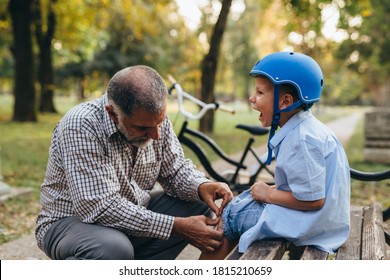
[108,105,166,148]
[249,76,275,127]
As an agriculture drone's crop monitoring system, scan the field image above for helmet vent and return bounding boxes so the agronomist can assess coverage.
[320,79,324,87]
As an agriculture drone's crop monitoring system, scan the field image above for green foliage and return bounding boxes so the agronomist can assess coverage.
[0,0,13,80]
[1,0,390,112]
[336,0,390,105]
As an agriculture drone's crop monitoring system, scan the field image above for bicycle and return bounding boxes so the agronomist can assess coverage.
[167,76,390,244]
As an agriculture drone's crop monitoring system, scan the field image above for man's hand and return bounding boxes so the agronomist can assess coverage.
[198,182,233,216]
[172,215,223,253]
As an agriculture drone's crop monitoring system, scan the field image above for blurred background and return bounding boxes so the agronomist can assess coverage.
[0,0,389,253]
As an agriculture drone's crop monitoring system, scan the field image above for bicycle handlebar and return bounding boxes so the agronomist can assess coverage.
[167,75,235,121]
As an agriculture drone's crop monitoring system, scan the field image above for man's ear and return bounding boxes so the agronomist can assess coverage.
[105,105,119,124]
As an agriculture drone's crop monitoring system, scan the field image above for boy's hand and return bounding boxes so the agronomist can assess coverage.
[250,182,324,210]
[250,182,275,203]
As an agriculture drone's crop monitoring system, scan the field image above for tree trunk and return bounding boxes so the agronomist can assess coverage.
[199,0,232,133]
[77,77,86,101]
[9,0,37,122]
[34,0,57,113]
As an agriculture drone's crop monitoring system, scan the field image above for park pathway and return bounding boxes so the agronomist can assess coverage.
[0,110,365,260]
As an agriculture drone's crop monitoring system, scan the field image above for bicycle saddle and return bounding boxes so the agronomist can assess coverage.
[235,124,269,136]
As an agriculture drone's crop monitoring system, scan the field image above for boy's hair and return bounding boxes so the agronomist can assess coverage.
[279,83,314,110]
[279,83,299,103]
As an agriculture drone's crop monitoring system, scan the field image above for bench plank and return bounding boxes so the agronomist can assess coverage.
[240,239,288,260]
[299,246,328,260]
[361,203,386,260]
[225,246,242,260]
[336,206,363,260]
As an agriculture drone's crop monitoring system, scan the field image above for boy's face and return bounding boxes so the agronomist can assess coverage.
[249,76,275,127]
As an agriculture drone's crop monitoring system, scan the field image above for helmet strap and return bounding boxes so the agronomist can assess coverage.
[265,88,308,165]
[266,85,281,165]
[277,100,305,114]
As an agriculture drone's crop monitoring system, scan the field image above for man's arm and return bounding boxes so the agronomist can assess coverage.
[157,118,211,201]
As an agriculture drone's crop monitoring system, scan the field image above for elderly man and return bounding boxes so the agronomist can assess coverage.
[36,65,232,260]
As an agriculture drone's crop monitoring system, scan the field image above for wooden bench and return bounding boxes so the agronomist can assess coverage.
[225,202,388,260]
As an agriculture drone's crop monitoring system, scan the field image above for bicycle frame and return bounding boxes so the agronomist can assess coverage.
[177,120,274,192]
[178,120,243,184]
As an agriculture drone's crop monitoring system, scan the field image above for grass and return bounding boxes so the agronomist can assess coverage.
[0,94,78,243]
[0,93,389,245]
[345,119,390,209]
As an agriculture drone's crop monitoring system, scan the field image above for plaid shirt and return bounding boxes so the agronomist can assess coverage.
[35,94,209,250]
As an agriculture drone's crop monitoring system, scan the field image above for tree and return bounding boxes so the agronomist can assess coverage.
[9,0,37,122]
[85,1,182,83]
[199,0,232,133]
[0,1,14,92]
[336,0,390,106]
[220,0,266,105]
[34,0,57,113]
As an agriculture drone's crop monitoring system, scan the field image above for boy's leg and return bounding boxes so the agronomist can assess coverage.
[199,218,238,260]
[200,190,264,260]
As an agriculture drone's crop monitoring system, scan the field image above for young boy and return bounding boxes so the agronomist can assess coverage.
[200,51,351,259]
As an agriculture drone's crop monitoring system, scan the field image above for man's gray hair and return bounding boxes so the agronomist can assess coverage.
[107,65,167,116]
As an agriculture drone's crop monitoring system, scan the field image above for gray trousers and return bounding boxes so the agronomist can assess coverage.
[43,191,211,260]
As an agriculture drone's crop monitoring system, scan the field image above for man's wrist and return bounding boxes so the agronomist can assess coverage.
[172,216,185,236]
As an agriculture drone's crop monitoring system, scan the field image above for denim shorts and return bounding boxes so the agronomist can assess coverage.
[222,189,265,241]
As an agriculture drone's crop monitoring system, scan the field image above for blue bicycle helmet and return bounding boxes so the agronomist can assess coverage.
[249,51,324,164]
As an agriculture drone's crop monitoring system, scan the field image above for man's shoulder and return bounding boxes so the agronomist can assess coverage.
[60,97,105,131]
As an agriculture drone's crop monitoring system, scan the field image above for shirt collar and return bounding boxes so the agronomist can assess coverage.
[101,93,118,139]
[269,110,312,149]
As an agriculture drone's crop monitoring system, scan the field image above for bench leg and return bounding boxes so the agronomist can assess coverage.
[385,231,390,246]
[287,243,304,260]
[383,207,390,246]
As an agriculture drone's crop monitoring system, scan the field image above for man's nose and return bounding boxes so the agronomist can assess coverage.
[148,127,160,140]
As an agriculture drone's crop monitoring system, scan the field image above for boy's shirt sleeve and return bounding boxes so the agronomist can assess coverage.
[282,139,326,201]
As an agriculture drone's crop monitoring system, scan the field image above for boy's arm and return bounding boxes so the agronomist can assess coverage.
[250,181,325,211]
